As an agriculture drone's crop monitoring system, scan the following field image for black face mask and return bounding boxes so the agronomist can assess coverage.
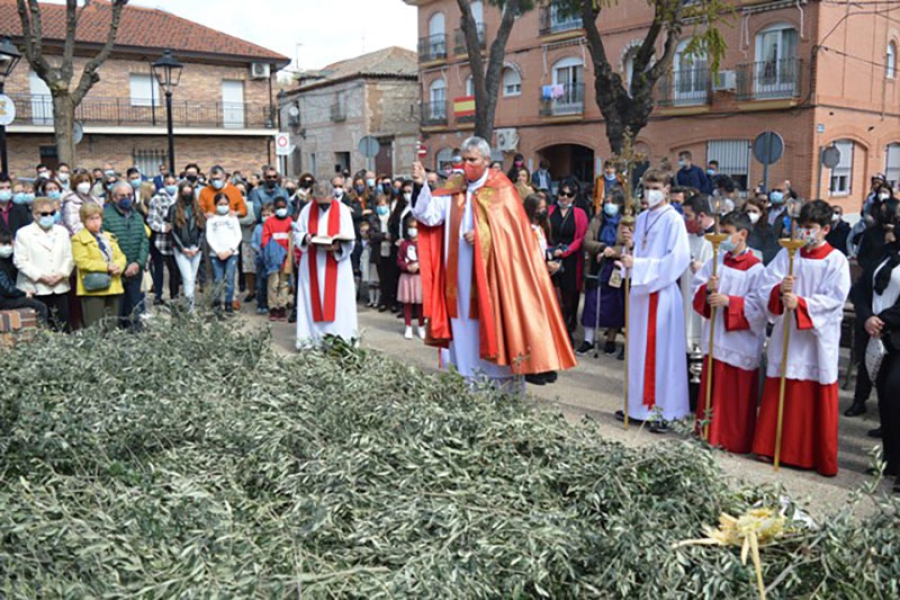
[536,209,548,221]
[301,180,313,189]
[186,174,198,183]
[181,194,193,202]
[266,179,277,189]
[286,187,297,195]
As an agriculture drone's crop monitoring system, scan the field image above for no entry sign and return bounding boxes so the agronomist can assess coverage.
[275,132,293,156]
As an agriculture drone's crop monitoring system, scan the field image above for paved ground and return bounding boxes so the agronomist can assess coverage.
[235,301,889,519]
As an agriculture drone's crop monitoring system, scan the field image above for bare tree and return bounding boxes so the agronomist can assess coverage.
[558,0,727,154]
[16,0,130,165]
[456,0,536,141]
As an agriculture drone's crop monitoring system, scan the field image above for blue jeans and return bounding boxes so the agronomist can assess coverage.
[255,258,268,310]
[211,254,238,306]
[119,272,145,330]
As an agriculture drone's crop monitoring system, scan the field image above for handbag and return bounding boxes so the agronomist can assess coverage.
[82,271,112,292]
[865,336,887,383]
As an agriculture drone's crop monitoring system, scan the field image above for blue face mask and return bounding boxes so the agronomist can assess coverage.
[12,193,27,205]
[366,178,376,188]
[275,208,288,218]
[118,198,133,211]
[48,190,61,200]
[129,179,141,188]
[376,206,389,216]
[24,193,35,204]
[39,215,55,229]
[719,236,736,254]
[707,169,716,176]
[382,183,392,194]
[604,172,617,181]
[770,191,785,204]
[603,203,620,217]
[216,205,230,216]
[0,191,12,203]
[211,180,225,190]
[0,245,12,259]
[165,185,178,196]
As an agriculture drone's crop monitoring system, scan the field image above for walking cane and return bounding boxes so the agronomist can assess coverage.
[592,255,605,359]
[621,215,636,430]
[773,200,806,471]
[702,198,729,441]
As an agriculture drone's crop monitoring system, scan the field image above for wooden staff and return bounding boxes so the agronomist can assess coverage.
[702,201,729,441]
[622,241,631,430]
[773,202,806,471]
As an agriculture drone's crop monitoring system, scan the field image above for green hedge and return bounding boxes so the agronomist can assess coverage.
[0,318,898,598]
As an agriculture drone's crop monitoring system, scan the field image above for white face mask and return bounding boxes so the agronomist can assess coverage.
[403,192,412,202]
[879,192,890,201]
[747,212,761,225]
[646,189,666,208]
[76,182,91,195]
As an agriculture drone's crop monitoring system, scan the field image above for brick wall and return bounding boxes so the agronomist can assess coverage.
[0,308,39,348]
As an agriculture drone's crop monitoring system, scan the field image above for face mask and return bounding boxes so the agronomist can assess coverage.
[685,219,702,235]
[118,198,133,211]
[403,192,412,203]
[104,169,116,178]
[536,209,548,220]
[747,211,761,225]
[604,172,616,181]
[770,191,784,205]
[301,180,313,189]
[646,189,665,207]
[799,227,819,247]
[216,205,230,216]
[129,179,141,188]
[333,188,344,198]
[0,191,10,203]
[165,185,178,195]
[408,228,418,239]
[57,172,70,183]
[285,187,297,196]
[376,206,389,216]
[186,174,198,183]
[53,211,63,225]
[0,245,12,259]
[266,179,278,189]
[39,215,55,229]
[558,199,572,210]
[366,178,376,188]
[275,208,288,218]
[382,183,392,194]
[181,193,194,203]
[211,179,225,190]
[831,214,840,223]
[76,182,92,195]
[678,160,687,169]
[603,203,620,217]
[707,169,716,176]
[48,190,61,200]
[879,192,891,201]
[719,236,737,254]
[12,193,27,205]
[463,162,486,182]
[355,185,365,194]
[514,161,523,168]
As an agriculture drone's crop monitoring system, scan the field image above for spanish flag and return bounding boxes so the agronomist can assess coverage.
[453,95,476,117]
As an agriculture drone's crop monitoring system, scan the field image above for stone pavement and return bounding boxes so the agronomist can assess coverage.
[244,303,889,519]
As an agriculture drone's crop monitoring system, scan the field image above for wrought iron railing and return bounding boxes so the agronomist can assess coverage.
[420,100,448,126]
[8,94,274,129]
[736,58,802,101]
[539,3,582,36]
[418,34,447,62]
[454,24,486,55]
[538,82,584,116]
[657,67,712,107]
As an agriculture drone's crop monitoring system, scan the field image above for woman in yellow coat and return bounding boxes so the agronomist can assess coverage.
[71,203,127,330]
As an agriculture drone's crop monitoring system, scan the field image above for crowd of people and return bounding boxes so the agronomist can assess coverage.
[1,142,899,491]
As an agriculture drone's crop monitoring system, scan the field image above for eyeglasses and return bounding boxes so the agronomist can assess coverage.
[559,191,574,198]
[38,211,56,217]
[265,176,278,181]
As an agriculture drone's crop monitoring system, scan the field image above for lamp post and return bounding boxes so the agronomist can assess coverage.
[151,49,183,176]
[0,36,23,179]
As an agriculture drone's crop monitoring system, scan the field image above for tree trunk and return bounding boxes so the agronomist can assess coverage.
[52,94,75,166]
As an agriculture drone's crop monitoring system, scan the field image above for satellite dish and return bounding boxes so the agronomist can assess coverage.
[288,105,300,117]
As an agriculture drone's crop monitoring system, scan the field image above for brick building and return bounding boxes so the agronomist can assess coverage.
[406,0,900,211]
[0,0,290,178]
[278,46,419,180]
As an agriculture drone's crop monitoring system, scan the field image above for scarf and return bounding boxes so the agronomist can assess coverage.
[874,243,900,295]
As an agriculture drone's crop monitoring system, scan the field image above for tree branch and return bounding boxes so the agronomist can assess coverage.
[16,0,51,76]
[72,0,129,105]
[61,0,79,82]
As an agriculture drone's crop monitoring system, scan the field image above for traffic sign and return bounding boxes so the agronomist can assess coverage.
[274,132,293,157]
[417,140,428,158]
[752,131,784,166]
[0,94,16,127]
[821,146,841,169]
[358,135,380,158]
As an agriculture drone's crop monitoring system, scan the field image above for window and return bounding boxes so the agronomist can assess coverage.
[754,24,799,98]
[29,71,52,125]
[429,78,447,119]
[427,12,446,57]
[829,140,854,196]
[673,39,709,105]
[551,57,584,112]
[129,73,161,107]
[707,140,751,192]
[133,149,167,177]
[309,153,317,177]
[436,147,454,174]
[502,67,522,97]
[465,75,474,97]
[471,0,484,24]
[221,80,245,128]
[886,143,900,189]
[888,42,897,79]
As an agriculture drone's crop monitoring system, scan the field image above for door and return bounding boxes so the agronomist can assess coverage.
[375,138,393,176]
[552,58,584,113]
[221,80,245,128]
[29,71,53,125]
[674,42,708,105]
[756,26,798,97]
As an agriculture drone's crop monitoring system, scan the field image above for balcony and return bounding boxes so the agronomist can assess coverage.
[454,23,486,55]
[8,94,274,130]
[539,82,584,117]
[657,67,712,108]
[539,3,582,37]
[418,34,447,63]
[330,102,346,122]
[736,58,802,101]
[420,100,448,127]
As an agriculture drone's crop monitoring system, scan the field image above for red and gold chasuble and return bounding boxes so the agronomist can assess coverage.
[308,201,341,323]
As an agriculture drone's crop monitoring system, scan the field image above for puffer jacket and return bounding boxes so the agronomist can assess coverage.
[70,228,127,297]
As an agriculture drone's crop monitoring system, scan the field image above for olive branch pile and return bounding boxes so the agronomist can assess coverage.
[0,317,898,598]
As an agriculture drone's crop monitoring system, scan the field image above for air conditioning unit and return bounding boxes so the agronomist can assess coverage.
[495,128,519,152]
[712,70,737,92]
[250,62,271,80]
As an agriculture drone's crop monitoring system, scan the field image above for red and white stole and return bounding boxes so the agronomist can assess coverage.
[308,201,341,323]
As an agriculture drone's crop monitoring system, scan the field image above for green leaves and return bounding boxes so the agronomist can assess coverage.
[0,317,898,597]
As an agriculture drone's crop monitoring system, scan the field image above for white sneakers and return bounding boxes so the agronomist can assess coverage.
[417,325,426,340]
[404,325,426,340]
[404,326,413,340]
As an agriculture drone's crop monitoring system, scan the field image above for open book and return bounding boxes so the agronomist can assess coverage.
[309,234,354,246]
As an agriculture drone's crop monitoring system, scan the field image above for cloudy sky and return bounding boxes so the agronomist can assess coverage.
[117,0,419,70]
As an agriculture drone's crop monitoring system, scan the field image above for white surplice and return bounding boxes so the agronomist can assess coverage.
[752,244,850,384]
[680,232,713,352]
[294,202,358,349]
[412,172,512,382]
[627,203,692,421]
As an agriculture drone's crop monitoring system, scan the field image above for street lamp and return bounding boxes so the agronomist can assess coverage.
[151,49,182,176]
[0,36,23,179]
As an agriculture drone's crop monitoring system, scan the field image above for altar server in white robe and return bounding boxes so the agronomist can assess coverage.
[294,181,358,349]
[619,168,691,429]
[751,200,850,477]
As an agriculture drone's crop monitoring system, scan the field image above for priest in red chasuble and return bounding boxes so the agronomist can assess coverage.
[411,136,576,386]
[294,181,358,349]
